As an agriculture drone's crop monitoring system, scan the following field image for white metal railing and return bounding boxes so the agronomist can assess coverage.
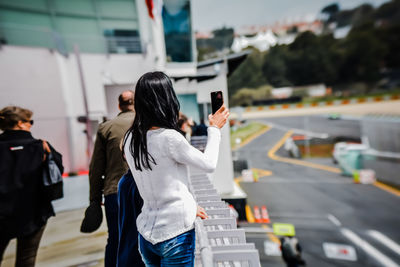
[189,171,261,267]
[191,136,208,152]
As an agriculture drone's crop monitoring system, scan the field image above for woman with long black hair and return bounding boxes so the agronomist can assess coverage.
[123,71,229,266]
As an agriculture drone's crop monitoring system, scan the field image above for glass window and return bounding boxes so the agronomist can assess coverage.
[0,10,52,28]
[53,0,95,16]
[177,94,200,124]
[98,0,137,19]
[103,29,141,53]
[56,16,104,53]
[0,0,47,10]
[0,10,53,48]
[162,0,193,62]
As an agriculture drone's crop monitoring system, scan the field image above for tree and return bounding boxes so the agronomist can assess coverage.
[262,46,292,87]
[321,3,340,22]
[351,4,375,28]
[322,3,339,15]
[230,85,273,107]
[230,88,256,106]
[340,24,387,83]
[322,3,374,28]
[197,46,217,61]
[374,0,400,25]
[378,25,400,69]
[228,49,268,97]
[285,31,338,86]
[212,27,234,50]
[227,0,400,99]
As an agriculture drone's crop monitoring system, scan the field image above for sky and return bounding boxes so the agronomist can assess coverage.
[191,0,391,32]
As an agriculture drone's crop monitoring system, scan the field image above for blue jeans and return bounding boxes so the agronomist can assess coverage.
[139,229,195,266]
[104,194,118,267]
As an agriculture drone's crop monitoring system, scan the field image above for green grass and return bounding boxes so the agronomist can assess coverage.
[231,122,268,149]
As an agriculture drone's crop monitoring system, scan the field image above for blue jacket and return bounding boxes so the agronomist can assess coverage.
[117,170,145,267]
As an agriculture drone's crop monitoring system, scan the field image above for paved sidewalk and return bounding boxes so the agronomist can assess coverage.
[2,208,108,267]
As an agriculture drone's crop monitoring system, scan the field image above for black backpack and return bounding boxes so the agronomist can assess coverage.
[281,237,299,259]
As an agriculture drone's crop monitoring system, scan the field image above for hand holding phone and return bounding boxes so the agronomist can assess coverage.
[208,105,229,129]
[211,91,224,114]
[209,91,229,129]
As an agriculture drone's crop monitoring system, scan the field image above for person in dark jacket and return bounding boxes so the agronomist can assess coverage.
[280,236,306,267]
[116,169,144,267]
[194,118,208,136]
[81,91,135,267]
[0,106,63,267]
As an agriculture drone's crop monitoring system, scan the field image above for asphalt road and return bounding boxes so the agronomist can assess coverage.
[255,115,361,140]
[236,117,400,267]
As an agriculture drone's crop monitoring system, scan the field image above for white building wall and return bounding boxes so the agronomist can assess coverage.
[0,45,156,173]
[0,45,72,170]
[193,72,234,195]
[172,64,234,195]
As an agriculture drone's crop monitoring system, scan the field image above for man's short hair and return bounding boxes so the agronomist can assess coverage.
[118,91,134,111]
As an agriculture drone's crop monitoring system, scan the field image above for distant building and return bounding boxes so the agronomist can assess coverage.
[271,84,327,99]
[271,87,293,99]
[231,19,323,52]
[231,30,277,53]
[333,25,352,39]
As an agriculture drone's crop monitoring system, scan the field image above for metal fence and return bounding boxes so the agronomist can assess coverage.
[360,115,400,187]
[189,168,261,267]
[191,136,208,152]
[361,115,400,153]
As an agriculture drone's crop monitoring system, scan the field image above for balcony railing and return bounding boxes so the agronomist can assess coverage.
[0,23,142,56]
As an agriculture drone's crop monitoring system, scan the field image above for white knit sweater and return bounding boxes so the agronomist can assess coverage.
[124,126,221,244]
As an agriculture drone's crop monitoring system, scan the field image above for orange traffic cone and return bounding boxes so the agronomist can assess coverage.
[261,205,271,223]
[253,206,262,223]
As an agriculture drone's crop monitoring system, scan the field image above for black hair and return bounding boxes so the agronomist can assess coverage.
[124,72,180,171]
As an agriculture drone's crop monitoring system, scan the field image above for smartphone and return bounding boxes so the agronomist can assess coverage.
[211,91,223,114]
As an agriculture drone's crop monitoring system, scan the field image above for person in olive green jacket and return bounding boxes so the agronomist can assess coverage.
[82,90,135,267]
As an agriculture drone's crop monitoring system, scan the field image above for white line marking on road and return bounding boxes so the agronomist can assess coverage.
[323,242,357,261]
[257,178,352,184]
[269,213,326,219]
[263,122,329,139]
[341,228,399,267]
[243,227,274,233]
[327,214,342,227]
[368,230,400,256]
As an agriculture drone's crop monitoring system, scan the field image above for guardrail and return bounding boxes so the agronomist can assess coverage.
[361,149,400,188]
[189,169,261,267]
